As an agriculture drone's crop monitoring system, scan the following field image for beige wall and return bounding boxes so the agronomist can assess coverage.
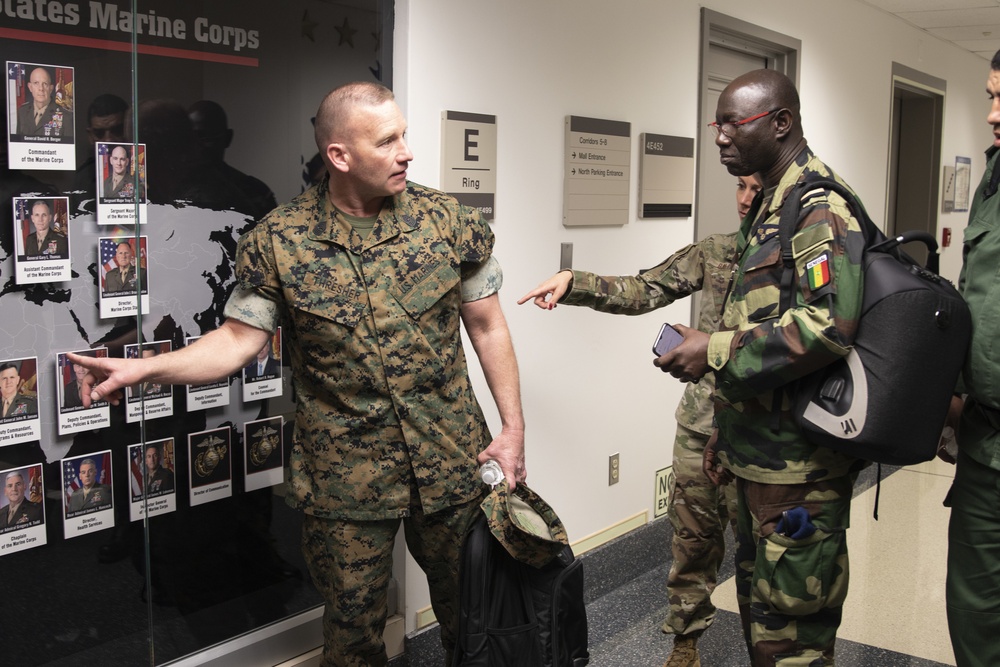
[395,0,990,632]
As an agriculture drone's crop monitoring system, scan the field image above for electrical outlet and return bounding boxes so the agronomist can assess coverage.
[609,452,620,486]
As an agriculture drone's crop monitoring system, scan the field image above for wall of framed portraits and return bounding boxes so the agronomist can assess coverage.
[0,1,391,664]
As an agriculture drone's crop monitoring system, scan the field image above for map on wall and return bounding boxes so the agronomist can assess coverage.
[0,199,265,464]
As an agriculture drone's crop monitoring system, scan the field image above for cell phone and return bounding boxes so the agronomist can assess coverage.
[652,323,684,356]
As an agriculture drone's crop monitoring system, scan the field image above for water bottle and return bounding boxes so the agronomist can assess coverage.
[479,460,504,487]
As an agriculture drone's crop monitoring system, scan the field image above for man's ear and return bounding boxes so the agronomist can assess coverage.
[326,143,350,173]
[772,108,793,139]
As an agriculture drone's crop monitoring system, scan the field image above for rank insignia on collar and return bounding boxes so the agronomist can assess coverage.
[806,252,831,290]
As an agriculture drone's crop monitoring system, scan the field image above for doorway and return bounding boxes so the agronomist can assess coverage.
[886,63,946,267]
[693,10,800,317]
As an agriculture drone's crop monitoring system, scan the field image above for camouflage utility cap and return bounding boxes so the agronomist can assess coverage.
[481,483,568,568]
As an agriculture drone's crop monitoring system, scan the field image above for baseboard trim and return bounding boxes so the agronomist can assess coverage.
[415,605,438,631]
[571,510,648,556]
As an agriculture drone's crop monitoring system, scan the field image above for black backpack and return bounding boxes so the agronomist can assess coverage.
[452,515,590,667]
[775,178,971,466]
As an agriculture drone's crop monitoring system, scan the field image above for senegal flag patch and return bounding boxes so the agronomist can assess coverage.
[806,253,831,290]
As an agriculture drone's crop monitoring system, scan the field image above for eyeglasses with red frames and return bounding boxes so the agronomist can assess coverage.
[708,108,783,138]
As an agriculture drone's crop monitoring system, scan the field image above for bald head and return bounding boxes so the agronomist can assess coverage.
[714,69,806,185]
[723,69,802,132]
[314,82,395,155]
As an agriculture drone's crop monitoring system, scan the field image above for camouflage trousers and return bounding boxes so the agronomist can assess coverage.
[733,474,855,667]
[662,424,738,636]
[301,488,484,667]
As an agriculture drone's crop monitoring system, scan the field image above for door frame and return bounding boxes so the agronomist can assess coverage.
[886,62,946,262]
[695,9,801,240]
[692,10,800,320]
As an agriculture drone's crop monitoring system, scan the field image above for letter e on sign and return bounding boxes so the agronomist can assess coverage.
[464,129,480,161]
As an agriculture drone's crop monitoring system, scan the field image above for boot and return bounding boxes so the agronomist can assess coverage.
[664,634,701,667]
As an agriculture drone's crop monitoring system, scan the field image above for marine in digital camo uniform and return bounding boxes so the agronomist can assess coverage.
[657,70,867,666]
[229,178,499,517]
[67,82,526,667]
[224,84,524,666]
[229,170,507,667]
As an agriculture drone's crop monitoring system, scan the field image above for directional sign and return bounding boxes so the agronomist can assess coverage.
[563,115,631,226]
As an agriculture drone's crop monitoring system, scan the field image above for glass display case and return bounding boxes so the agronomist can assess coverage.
[0,2,391,663]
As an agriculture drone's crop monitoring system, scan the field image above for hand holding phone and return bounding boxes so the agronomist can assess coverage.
[652,323,684,356]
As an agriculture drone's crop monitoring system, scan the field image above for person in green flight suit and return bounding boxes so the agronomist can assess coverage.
[945,47,1000,667]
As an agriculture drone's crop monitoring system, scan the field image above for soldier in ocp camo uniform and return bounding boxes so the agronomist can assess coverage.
[68,82,526,667]
[519,175,761,667]
[656,69,868,666]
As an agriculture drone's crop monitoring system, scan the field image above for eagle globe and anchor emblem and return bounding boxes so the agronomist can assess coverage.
[194,435,228,478]
[249,425,279,467]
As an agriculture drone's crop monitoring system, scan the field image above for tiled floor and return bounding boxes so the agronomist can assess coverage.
[396,459,959,666]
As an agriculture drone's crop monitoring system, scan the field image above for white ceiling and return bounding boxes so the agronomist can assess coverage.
[860,0,1000,60]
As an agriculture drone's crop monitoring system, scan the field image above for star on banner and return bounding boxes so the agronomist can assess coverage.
[302,10,319,42]
[336,16,357,48]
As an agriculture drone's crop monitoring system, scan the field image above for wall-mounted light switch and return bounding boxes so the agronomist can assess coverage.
[560,242,573,270]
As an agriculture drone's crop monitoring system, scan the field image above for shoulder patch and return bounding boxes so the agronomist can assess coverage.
[806,252,831,290]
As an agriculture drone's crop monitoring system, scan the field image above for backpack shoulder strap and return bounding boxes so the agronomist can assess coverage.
[776,180,808,314]
[771,178,878,433]
[776,178,882,315]
[806,178,882,243]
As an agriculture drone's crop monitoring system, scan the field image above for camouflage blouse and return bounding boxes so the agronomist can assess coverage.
[707,148,866,483]
[225,180,496,520]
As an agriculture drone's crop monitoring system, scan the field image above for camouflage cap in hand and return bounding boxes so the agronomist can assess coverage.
[480,482,569,568]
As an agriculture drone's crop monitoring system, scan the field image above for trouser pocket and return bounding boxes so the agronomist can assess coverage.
[755,527,848,616]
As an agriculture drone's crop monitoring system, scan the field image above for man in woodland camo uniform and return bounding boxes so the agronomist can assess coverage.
[69,81,526,667]
[657,69,868,666]
[519,174,761,667]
